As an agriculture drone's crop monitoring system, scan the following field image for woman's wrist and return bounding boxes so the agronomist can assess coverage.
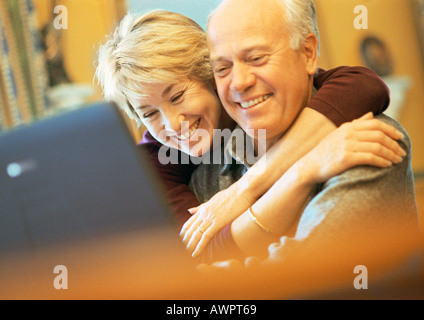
[289,157,320,188]
[233,174,262,203]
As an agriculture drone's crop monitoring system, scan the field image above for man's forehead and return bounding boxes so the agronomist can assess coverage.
[209,0,284,28]
[207,1,287,54]
[208,22,288,61]
[211,0,282,18]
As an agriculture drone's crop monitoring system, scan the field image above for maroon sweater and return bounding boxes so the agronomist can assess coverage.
[139,66,390,263]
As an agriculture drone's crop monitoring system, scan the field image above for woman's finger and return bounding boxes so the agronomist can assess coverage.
[191,224,219,258]
[185,228,204,254]
[183,215,211,247]
[180,214,196,237]
[353,130,406,157]
[180,213,202,242]
[349,152,393,168]
[182,216,204,245]
[353,141,404,164]
[186,221,212,254]
[352,118,405,141]
[188,206,200,215]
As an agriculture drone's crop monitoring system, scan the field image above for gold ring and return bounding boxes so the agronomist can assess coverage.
[198,227,206,234]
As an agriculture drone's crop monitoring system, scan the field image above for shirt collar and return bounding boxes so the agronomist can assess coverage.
[221,125,257,174]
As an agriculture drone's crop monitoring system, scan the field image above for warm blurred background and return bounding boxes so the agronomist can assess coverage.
[313,0,424,231]
[0,0,423,299]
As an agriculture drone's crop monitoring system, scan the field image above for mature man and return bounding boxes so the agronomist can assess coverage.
[188,0,419,264]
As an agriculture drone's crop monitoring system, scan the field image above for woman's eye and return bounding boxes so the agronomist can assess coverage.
[143,110,158,119]
[171,91,185,104]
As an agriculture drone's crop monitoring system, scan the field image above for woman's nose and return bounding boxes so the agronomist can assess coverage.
[163,112,186,134]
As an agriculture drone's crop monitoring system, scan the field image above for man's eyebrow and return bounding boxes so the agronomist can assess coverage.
[210,56,227,64]
[210,45,270,64]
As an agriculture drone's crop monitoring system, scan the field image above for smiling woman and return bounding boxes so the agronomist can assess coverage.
[95,11,235,157]
[129,79,225,158]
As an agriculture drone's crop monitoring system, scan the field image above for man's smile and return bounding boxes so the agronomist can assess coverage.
[239,94,272,109]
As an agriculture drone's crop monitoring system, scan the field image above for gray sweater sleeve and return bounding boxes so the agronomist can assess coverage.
[265,115,419,264]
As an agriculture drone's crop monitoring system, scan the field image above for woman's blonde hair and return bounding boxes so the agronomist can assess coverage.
[95,10,213,122]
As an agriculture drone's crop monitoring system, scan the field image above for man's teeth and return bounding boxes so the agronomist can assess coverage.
[177,119,200,140]
[240,94,272,109]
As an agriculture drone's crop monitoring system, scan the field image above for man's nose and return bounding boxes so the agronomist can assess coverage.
[230,62,255,93]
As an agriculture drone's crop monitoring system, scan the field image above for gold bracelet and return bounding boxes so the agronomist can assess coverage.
[248,207,273,234]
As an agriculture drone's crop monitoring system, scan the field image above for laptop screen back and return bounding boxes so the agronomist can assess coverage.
[0,102,176,255]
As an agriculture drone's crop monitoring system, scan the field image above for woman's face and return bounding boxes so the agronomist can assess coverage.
[130,78,223,157]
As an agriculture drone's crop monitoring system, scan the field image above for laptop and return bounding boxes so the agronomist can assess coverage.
[0,102,194,298]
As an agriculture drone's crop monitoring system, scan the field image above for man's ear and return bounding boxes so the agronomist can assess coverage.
[302,33,319,76]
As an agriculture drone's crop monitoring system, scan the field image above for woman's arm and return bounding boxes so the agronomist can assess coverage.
[182,66,397,257]
[140,131,247,263]
[238,66,392,202]
[230,113,405,257]
[311,66,390,126]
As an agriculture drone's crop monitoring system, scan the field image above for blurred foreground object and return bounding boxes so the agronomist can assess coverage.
[0,214,422,299]
[0,102,194,299]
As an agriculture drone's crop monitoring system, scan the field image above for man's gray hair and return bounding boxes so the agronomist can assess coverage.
[208,0,320,54]
[279,0,320,55]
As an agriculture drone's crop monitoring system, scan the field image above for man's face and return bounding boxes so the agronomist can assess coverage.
[207,0,317,146]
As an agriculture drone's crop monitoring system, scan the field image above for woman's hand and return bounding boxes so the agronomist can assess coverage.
[300,113,406,184]
[180,183,256,258]
[181,113,405,258]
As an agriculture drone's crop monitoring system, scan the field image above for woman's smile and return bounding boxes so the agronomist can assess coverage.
[176,118,201,141]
